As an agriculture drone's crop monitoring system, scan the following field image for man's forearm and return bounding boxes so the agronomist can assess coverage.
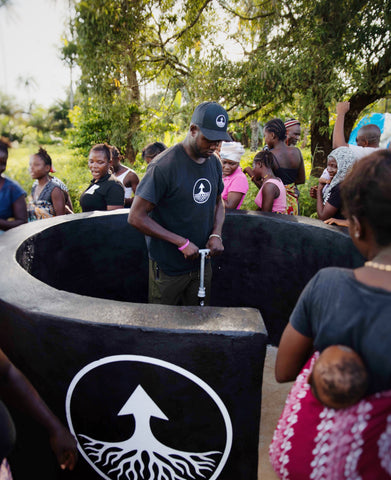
[211,196,225,236]
[130,210,187,247]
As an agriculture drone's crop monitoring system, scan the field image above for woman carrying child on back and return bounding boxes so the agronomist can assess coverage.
[252,150,286,213]
[270,149,391,480]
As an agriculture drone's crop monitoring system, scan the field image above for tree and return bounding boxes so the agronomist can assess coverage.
[203,0,391,174]
[68,0,391,169]
[69,0,224,161]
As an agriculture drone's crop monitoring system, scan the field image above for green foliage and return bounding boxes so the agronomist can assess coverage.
[297,149,318,218]
[203,0,391,171]
[67,103,116,156]
[298,176,318,218]
[69,0,234,160]
[0,91,71,145]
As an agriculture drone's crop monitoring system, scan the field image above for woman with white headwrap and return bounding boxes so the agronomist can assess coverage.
[220,142,249,210]
[313,147,356,221]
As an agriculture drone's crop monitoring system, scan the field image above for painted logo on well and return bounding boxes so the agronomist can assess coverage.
[66,355,232,480]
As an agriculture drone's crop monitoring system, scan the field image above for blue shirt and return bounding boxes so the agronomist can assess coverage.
[0,177,26,220]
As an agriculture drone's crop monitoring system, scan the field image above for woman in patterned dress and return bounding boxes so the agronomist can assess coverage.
[27,147,66,221]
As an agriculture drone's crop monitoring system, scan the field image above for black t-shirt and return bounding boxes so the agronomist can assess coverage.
[327,184,344,219]
[290,267,391,394]
[80,174,124,212]
[0,400,16,461]
[136,143,224,275]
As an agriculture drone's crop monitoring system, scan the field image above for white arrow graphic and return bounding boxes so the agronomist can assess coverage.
[79,385,221,480]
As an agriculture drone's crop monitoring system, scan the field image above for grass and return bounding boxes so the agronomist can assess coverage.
[5,143,318,217]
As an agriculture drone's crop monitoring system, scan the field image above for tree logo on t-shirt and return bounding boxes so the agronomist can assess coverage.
[193,178,212,204]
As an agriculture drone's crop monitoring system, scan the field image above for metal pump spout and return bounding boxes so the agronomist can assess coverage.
[198,249,210,306]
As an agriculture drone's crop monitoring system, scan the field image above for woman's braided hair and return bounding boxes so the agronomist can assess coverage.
[253,150,275,169]
[264,118,287,141]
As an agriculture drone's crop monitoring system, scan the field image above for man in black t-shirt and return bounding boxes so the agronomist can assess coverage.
[128,102,231,305]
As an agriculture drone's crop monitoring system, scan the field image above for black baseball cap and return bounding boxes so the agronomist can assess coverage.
[190,102,231,141]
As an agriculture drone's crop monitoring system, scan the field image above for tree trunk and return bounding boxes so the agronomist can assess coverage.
[310,102,332,177]
[342,92,381,141]
[250,119,259,151]
[125,65,141,163]
[310,91,382,177]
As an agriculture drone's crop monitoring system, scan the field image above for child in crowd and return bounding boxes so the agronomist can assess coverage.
[309,147,355,221]
[308,345,369,410]
[252,150,286,213]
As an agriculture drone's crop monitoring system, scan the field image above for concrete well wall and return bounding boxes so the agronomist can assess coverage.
[0,210,364,479]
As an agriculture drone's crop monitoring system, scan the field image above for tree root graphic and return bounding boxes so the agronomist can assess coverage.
[79,434,221,480]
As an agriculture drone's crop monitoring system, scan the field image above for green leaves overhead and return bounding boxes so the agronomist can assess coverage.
[68,0,390,168]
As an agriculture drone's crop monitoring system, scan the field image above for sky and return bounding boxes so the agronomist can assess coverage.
[0,0,243,110]
[0,0,78,108]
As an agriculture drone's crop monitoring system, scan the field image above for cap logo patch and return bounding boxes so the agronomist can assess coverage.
[216,115,226,129]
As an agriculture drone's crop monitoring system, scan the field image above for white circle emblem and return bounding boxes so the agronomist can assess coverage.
[216,115,226,128]
[66,355,233,480]
[193,178,212,204]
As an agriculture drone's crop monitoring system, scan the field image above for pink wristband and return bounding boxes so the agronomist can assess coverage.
[178,239,190,251]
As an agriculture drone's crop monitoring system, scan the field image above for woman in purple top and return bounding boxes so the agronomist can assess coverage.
[0,138,27,233]
[220,142,249,209]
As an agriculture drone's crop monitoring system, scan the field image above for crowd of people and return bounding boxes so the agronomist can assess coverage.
[0,100,390,478]
[1,100,385,235]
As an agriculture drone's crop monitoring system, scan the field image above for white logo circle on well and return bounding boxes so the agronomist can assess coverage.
[66,355,232,480]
